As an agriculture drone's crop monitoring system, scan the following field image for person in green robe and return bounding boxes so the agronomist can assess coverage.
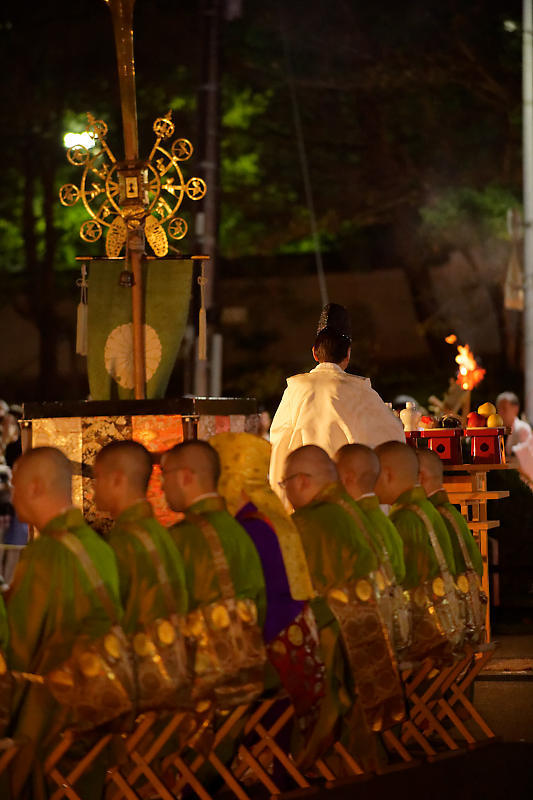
[0,594,8,654]
[0,594,9,738]
[93,440,188,711]
[161,440,266,786]
[374,442,456,589]
[284,445,406,771]
[161,440,265,626]
[417,448,483,577]
[335,443,405,584]
[335,443,411,656]
[374,441,460,660]
[7,446,123,800]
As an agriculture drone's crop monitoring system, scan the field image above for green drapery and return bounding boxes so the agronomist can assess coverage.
[87,258,193,400]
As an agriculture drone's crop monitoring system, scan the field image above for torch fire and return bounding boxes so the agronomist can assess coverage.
[455,344,486,391]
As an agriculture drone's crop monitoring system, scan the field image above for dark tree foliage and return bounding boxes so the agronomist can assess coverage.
[0,0,524,398]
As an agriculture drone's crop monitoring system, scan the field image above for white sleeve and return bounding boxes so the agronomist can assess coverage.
[361,387,405,448]
[517,421,532,444]
[269,386,294,503]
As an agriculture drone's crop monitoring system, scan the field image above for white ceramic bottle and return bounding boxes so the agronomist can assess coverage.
[400,401,421,432]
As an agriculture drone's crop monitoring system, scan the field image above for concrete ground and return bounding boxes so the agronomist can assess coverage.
[475,633,533,743]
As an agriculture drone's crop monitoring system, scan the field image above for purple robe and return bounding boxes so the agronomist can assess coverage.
[236,502,304,644]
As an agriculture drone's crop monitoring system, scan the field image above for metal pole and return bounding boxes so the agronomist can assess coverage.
[524,0,533,420]
[105,0,146,399]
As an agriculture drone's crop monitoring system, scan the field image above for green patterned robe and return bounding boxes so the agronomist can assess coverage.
[291,483,379,768]
[428,490,483,577]
[6,507,122,799]
[108,500,188,634]
[389,486,457,590]
[292,484,378,595]
[0,595,7,653]
[350,494,406,584]
[168,496,266,783]
[168,496,266,625]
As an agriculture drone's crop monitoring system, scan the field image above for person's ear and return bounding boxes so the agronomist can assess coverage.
[298,473,313,497]
[177,466,193,488]
[312,346,319,363]
[30,475,45,500]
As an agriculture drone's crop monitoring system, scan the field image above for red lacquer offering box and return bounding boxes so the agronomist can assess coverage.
[467,427,506,465]
[404,430,421,449]
[420,428,464,465]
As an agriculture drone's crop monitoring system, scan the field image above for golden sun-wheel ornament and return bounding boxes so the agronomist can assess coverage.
[59,111,206,257]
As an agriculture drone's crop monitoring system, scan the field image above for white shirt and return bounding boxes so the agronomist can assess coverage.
[269,362,405,501]
[507,417,532,457]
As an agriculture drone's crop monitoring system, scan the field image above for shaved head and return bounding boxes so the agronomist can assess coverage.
[335,443,380,498]
[93,440,154,518]
[13,447,73,528]
[417,448,444,496]
[374,440,419,505]
[14,447,72,495]
[95,440,153,493]
[286,445,338,483]
[163,440,220,486]
[375,441,419,479]
[284,445,338,509]
[161,440,221,512]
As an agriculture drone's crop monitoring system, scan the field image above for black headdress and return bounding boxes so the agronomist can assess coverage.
[316,303,352,342]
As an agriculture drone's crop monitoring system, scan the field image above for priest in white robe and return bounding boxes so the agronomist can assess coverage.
[270,304,405,505]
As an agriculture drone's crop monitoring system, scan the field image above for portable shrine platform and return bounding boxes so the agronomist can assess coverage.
[21,397,258,532]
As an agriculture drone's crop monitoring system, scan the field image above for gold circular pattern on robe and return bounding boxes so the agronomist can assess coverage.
[48,669,75,689]
[457,575,469,594]
[157,620,176,645]
[288,625,304,647]
[329,589,349,605]
[0,653,6,675]
[414,587,427,607]
[432,577,446,597]
[211,605,230,629]
[104,633,121,660]
[236,599,255,624]
[371,711,383,732]
[79,653,102,678]
[133,633,155,657]
[187,614,206,639]
[270,640,286,656]
[375,571,386,593]
[355,579,373,603]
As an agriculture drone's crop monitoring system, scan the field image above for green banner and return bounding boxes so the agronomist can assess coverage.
[87,258,193,400]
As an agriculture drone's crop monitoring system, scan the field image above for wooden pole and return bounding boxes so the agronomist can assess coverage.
[104,0,139,161]
[130,249,145,399]
[104,0,146,399]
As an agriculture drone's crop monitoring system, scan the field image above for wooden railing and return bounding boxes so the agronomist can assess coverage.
[0,644,496,799]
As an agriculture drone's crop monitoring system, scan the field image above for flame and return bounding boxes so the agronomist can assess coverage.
[454,344,485,391]
[445,334,457,344]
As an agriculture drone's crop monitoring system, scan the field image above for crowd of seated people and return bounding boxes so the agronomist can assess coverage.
[0,434,485,798]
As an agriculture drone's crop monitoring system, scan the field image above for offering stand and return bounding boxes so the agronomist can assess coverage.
[443,463,511,640]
